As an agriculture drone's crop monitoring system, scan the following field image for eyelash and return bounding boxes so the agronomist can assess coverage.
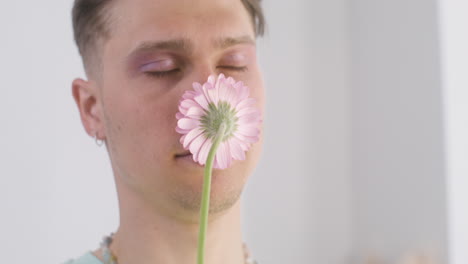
[145,66,248,78]
[145,68,180,78]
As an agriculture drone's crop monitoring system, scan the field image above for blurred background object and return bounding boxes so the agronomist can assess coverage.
[397,253,437,264]
[247,0,467,263]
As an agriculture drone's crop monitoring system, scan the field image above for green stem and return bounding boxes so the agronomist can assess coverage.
[197,123,227,264]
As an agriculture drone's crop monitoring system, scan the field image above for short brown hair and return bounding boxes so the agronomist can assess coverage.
[72,0,266,78]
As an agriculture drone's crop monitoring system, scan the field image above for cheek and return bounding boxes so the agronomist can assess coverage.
[102,86,178,167]
[246,69,266,112]
[133,102,178,156]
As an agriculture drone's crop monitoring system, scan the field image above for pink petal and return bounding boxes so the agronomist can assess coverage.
[201,83,214,104]
[235,82,249,101]
[233,137,250,151]
[207,85,219,104]
[217,80,229,102]
[192,82,203,94]
[228,138,246,161]
[177,118,199,130]
[197,138,213,165]
[183,128,204,149]
[189,134,207,161]
[236,98,256,111]
[180,99,198,114]
[237,112,261,125]
[208,75,216,86]
[194,94,209,110]
[223,83,239,106]
[182,91,197,100]
[226,76,235,85]
[175,112,184,120]
[176,126,190,134]
[237,125,259,137]
[181,99,198,109]
[215,142,231,169]
[224,144,233,168]
[179,106,188,115]
[215,74,226,89]
[236,107,258,118]
[193,139,207,163]
[234,131,259,144]
[186,107,205,118]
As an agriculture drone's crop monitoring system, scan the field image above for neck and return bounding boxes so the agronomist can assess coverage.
[96,178,245,264]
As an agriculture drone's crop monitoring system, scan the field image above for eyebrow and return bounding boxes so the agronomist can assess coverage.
[214,35,255,49]
[126,38,192,59]
[126,35,255,59]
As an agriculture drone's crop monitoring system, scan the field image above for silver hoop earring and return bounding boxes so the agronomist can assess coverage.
[94,133,104,147]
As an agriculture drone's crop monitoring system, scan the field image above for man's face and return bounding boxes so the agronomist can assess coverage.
[98,0,264,220]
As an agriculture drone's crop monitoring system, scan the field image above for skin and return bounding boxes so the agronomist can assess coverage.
[71,0,265,263]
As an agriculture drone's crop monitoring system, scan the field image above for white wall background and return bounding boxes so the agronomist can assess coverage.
[438,1,468,264]
[1,1,465,264]
[350,0,448,263]
[244,0,352,263]
[0,1,119,263]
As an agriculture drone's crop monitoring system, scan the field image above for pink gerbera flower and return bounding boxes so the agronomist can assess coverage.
[176,74,261,169]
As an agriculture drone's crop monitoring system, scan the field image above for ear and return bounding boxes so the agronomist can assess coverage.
[72,78,106,140]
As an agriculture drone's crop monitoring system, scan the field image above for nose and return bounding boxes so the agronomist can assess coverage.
[190,63,217,86]
[173,62,217,97]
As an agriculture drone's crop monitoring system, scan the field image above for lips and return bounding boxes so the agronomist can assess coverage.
[175,151,191,158]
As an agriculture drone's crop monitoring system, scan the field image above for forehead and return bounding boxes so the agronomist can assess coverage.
[106,0,254,53]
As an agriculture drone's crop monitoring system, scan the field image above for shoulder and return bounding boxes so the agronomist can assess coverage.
[62,251,103,264]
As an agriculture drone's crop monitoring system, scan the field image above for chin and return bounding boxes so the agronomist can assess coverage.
[166,164,248,216]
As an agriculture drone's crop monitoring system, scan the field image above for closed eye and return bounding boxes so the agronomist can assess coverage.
[145,68,180,78]
[144,66,247,79]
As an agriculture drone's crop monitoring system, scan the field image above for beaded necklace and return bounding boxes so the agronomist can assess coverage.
[99,233,258,264]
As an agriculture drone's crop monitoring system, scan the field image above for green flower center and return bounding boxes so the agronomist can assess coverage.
[200,101,238,141]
